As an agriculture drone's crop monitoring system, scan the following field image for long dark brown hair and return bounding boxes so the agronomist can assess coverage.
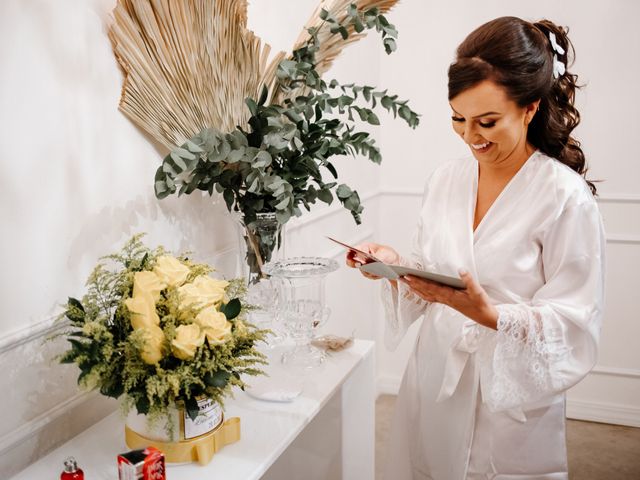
[448,16,596,194]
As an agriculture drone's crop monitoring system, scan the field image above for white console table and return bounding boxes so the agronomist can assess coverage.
[11,340,375,480]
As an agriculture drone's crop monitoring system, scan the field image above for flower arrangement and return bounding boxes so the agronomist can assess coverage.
[56,235,268,434]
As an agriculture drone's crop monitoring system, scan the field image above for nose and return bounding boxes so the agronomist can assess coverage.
[462,123,478,144]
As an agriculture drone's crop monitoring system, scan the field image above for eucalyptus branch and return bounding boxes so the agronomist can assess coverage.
[155,2,419,227]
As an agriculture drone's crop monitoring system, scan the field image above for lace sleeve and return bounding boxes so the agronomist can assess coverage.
[381,210,430,350]
[381,256,429,350]
[489,304,570,410]
[486,201,606,411]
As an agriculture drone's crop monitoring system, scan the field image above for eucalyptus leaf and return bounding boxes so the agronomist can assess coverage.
[223,189,235,210]
[246,98,258,116]
[170,152,188,171]
[254,150,272,167]
[174,147,196,160]
[186,140,205,153]
[274,196,290,210]
[367,112,380,125]
[336,184,352,199]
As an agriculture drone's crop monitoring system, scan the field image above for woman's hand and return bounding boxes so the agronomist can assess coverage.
[401,270,498,329]
[345,242,400,280]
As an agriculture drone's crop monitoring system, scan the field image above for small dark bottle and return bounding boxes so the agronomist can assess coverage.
[60,457,84,480]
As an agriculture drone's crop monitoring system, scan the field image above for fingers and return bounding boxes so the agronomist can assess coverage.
[361,271,381,280]
[458,269,482,295]
[345,251,380,279]
[345,253,367,268]
[402,275,453,303]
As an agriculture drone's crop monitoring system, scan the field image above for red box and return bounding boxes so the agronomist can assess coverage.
[117,446,166,480]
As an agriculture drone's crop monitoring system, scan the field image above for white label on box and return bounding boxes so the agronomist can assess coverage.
[184,398,223,439]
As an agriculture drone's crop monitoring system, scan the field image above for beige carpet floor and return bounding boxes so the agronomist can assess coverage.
[375,394,640,480]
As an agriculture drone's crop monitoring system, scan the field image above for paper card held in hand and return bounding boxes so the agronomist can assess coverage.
[359,262,466,289]
[327,236,465,290]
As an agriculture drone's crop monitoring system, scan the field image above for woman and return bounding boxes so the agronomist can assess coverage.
[347,17,605,480]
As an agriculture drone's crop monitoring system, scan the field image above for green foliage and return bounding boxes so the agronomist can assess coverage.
[56,235,269,427]
[154,3,419,227]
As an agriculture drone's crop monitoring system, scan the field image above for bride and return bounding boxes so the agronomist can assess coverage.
[347,16,605,480]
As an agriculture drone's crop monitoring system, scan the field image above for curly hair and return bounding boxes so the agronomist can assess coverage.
[448,16,596,194]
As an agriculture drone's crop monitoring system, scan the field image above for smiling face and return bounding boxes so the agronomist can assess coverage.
[449,80,539,168]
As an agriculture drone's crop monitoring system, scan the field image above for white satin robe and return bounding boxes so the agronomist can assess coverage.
[382,151,605,480]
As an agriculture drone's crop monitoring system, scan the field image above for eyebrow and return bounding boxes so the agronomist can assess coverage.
[450,107,501,118]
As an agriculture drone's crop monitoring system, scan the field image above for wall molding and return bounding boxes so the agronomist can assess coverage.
[381,188,422,197]
[376,367,640,395]
[606,234,640,245]
[376,371,640,427]
[0,390,94,456]
[376,374,401,398]
[597,193,640,204]
[566,399,640,427]
[0,314,61,356]
[380,189,640,204]
[591,365,640,379]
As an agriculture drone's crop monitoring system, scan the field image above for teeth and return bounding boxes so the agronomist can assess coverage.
[471,142,491,150]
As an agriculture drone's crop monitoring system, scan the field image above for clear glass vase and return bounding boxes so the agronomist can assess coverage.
[235,212,285,285]
[264,257,339,371]
[235,212,286,345]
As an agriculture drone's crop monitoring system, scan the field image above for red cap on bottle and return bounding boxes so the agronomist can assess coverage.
[60,457,84,480]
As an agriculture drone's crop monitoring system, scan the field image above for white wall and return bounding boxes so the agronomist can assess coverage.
[374,0,640,427]
[2,0,639,476]
[0,0,384,476]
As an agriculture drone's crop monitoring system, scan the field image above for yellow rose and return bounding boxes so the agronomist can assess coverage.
[171,323,205,360]
[124,293,160,329]
[153,255,190,287]
[133,271,166,302]
[178,276,229,310]
[195,307,232,345]
[139,324,165,364]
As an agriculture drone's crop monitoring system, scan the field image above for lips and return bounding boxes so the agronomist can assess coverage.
[470,141,493,153]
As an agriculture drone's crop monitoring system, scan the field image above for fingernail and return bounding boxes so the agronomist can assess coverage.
[458,269,468,276]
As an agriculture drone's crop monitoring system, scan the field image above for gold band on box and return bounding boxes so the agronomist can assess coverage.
[125,415,241,465]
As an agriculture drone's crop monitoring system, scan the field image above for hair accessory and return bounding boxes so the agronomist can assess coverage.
[548,32,566,79]
[548,32,565,55]
[552,55,566,78]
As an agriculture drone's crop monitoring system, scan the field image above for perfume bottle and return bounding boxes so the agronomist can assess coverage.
[60,457,84,480]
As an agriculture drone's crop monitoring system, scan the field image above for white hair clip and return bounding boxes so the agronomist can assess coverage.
[553,55,566,79]
[548,32,565,55]
[548,32,566,79]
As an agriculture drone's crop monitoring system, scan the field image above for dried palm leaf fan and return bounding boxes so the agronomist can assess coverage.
[109,0,284,150]
[272,0,399,104]
[109,0,399,151]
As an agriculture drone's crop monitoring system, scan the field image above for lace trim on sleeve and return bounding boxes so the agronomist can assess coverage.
[381,255,429,350]
[489,303,569,410]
